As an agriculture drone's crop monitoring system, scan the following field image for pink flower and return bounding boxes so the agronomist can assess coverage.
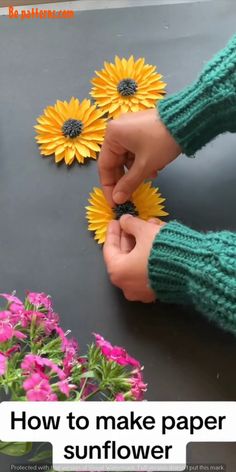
[27,292,52,311]
[0,293,23,308]
[63,352,76,376]
[0,311,12,322]
[62,354,74,376]
[13,330,27,340]
[115,393,125,401]
[19,309,59,336]
[23,373,53,401]
[0,295,24,324]
[130,371,147,400]
[0,322,14,342]
[54,326,69,350]
[5,345,21,357]
[47,393,58,401]
[21,354,65,380]
[58,379,76,397]
[43,311,59,334]
[94,333,112,355]
[93,333,140,368]
[0,307,21,325]
[21,355,45,374]
[0,319,27,342]
[0,353,7,376]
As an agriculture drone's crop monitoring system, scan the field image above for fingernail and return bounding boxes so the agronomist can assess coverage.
[114,191,127,204]
[120,214,133,222]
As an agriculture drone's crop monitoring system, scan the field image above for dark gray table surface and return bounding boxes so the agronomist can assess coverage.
[0,0,236,469]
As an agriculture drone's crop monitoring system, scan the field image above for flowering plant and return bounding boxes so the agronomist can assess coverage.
[0,292,146,401]
[0,292,147,466]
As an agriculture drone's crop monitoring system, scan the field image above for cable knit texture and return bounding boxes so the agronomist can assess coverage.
[158,34,236,156]
[148,221,236,334]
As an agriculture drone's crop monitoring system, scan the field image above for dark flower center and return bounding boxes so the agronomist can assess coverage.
[117,78,138,96]
[62,119,83,138]
[113,201,139,220]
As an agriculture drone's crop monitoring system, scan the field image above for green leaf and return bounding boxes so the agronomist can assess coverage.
[0,441,32,456]
[80,370,96,379]
[29,449,52,462]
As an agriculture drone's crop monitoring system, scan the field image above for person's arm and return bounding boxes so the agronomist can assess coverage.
[158,34,236,156]
[99,34,236,206]
[149,221,236,334]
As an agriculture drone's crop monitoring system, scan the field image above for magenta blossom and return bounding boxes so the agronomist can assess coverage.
[0,309,21,326]
[58,379,76,397]
[130,371,147,400]
[43,311,60,334]
[0,295,24,324]
[115,393,125,401]
[27,292,52,311]
[0,353,7,376]
[0,293,23,308]
[23,373,57,401]
[5,345,21,357]
[0,318,26,343]
[0,293,147,403]
[0,322,13,342]
[21,354,65,380]
[53,327,79,352]
[20,309,59,335]
[93,333,140,368]
[62,341,79,376]
[0,311,12,322]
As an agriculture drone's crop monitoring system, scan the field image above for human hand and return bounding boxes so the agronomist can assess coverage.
[99,109,181,206]
[103,215,165,302]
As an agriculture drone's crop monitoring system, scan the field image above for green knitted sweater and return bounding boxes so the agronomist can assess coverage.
[158,34,236,156]
[148,35,236,334]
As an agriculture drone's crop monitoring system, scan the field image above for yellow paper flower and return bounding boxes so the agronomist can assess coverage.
[35,97,107,165]
[90,56,166,119]
[86,182,168,244]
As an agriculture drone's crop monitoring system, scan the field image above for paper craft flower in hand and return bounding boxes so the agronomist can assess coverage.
[86,182,168,244]
[90,56,166,119]
[35,97,107,165]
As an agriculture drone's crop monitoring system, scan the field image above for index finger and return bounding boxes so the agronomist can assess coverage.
[98,123,127,206]
[103,220,122,268]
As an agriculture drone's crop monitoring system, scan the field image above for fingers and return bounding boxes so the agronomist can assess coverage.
[119,215,147,239]
[113,158,146,204]
[99,120,128,206]
[103,220,122,266]
[123,289,156,303]
[99,145,125,207]
[149,171,158,179]
[125,152,135,170]
[120,230,135,253]
[148,218,165,226]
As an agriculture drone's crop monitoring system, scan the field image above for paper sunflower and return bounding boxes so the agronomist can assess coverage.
[35,97,107,165]
[86,182,168,244]
[90,56,166,119]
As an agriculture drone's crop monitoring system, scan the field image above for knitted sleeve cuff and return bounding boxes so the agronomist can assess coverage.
[158,34,236,156]
[148,221,236,334]
[148,221,204,304]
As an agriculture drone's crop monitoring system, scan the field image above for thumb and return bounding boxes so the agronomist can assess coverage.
[119,215,146,238]
[112,159,146,204]
[103,220,122,267]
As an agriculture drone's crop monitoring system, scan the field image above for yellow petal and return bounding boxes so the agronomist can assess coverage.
[55,151,65,163]
[65,147,75,164]
[75,143,90,158]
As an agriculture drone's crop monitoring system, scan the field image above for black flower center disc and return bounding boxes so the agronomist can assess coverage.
[113,201,139,220]
[62,119,83,138]
[117,78,138,97]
